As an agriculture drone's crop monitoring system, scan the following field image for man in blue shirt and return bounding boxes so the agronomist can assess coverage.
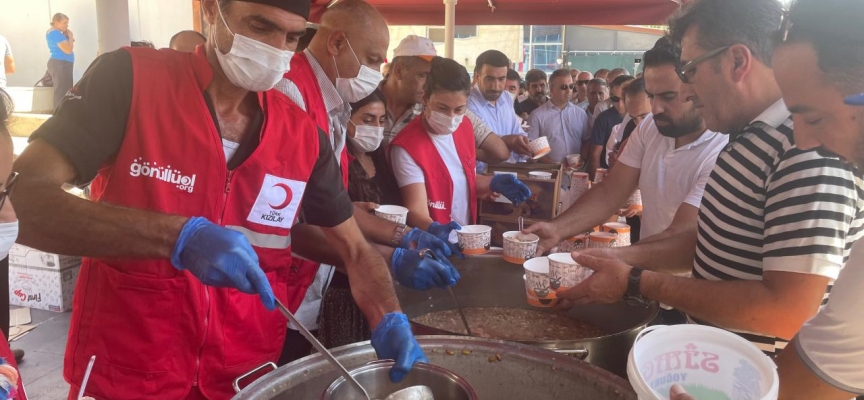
[467,50,533,172]
[526,69,591,164]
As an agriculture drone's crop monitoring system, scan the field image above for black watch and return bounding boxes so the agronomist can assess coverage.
[624,267,650,307]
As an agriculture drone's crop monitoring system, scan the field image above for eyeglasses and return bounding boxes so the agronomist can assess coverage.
[576,80,590,86]
[609,95,622,103]
[0,172,18,212]
[559,84,576,91]
[676,45,731,84]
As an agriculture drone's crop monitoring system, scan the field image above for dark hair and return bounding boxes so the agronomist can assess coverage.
[610,68,629,75]
[524,69,547,84]
[588,78,608,88]
[52,13,68,24]
[780,0,864,93]
[0,89,12,136]
[297,27,317,52]
[595,68,610,76]
[474,50,510,74]
[549,68,571,83]
[622,77,646,99]
[350,88,387,115]
[643,36,682,69]
[668,0,783,63]
[610,75,635,90]
[169,30,206,48]
[507,69,521,82]
[424,57,471,100]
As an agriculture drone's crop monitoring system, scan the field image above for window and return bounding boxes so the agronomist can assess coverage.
[428,26,478,43]
[523,26,564,73]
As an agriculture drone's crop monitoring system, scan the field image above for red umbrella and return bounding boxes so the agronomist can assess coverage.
[310,0,681,25]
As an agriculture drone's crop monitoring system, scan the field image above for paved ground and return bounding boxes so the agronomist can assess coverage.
[13,308,71,400]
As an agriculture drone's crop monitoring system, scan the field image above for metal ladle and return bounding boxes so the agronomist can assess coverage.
[274,298,372,400]
[419,249,472,337]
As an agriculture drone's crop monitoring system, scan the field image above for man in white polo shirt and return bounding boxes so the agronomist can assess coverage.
[526,39,727,259]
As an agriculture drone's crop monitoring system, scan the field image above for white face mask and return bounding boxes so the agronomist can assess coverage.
[213,3,294,92]
[333,39,383,103]
[0,221,18,259]
[426,110,463,136]
[348,121,384,153]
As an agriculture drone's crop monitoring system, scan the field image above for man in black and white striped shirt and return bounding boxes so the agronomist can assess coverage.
[557,0,864,356]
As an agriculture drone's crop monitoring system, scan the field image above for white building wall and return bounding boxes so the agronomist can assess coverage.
[0,0,193,88]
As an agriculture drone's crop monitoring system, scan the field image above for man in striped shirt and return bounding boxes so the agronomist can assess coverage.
[559,0,864,357]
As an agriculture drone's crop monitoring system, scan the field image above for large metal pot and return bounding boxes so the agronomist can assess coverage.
[395,253,658,377]
[232,336,636,399]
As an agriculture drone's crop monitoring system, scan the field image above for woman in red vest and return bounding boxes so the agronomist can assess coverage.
[391,57,531,231]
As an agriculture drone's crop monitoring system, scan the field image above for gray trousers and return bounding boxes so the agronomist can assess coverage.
[47,58,73,110]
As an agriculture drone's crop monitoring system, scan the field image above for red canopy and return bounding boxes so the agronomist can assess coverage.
[310,0,681,26]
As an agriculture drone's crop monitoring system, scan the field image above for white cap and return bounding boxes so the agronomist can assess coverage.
[393,35,437,61]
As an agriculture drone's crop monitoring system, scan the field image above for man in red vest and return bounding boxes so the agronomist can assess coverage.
[275,0,462,364]
[11,1,426,399]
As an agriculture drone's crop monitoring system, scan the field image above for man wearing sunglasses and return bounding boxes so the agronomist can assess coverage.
[526,69,590,164]
[560,0,864,362]
[572,70,593,110]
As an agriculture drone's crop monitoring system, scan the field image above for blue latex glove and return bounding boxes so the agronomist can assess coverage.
[401,227,457,259]
[371,313,429,382]
[391,248,460,290]
[490,174,533,204]
[171,217,276,310]
[427,221,464,258]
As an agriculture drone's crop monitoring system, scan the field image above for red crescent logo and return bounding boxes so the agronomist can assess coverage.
[269,183,293,210]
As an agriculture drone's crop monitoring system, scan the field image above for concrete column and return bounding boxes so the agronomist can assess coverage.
[94,0,131,54]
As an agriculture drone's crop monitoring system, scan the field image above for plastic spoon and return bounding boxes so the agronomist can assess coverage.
[77,355,96,399]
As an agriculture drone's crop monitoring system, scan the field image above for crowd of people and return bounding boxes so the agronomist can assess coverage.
[0,0,859,398]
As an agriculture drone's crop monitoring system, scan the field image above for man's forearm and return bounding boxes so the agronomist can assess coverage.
[641,272,810,339]
[611,229,696,273]
[551,183,624,240]
[354,204,401,246]
[291,224,346,267]
[13,179,186,259]
[588,158,600,181]
[477,134,510,165]
[344,243,401,327]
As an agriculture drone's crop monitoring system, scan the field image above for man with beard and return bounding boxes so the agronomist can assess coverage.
[525,39,727,256]
[674,0,864,398]
[517,69,549,116]
[467,50,533,171]
[560,0,864,360]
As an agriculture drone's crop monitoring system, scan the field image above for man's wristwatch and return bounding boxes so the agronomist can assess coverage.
[624,267,650,307]
[391,224,409,246]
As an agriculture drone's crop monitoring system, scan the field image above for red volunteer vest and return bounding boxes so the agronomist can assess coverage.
[64,46,321,400]
[390,117,478,224]
[284,52,350,188]
[282,53,351,309]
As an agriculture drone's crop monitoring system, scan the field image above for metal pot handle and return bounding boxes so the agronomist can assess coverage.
[233,362,277,393]
[551,348,589,360]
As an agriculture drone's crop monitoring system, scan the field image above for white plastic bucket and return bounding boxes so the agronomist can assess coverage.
[627,325,779,400]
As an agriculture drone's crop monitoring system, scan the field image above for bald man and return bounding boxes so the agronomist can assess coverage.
[274,0,444,371]
[168,30,206,52]
[574,70,593,108]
